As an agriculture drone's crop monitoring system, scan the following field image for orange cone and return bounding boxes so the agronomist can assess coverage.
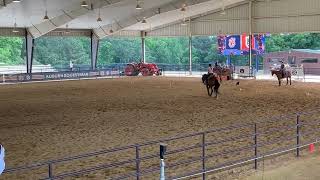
[309,143,315,153]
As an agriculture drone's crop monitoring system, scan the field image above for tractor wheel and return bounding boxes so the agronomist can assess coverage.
[141,68,150,76]
[125,64,138,76]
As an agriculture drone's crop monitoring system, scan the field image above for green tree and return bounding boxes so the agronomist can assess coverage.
[0,37,25,65]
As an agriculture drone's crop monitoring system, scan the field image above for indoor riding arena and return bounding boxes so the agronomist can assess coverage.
[1,0,320,180]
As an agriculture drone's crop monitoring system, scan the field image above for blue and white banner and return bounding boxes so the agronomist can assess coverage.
[225,35,241,50]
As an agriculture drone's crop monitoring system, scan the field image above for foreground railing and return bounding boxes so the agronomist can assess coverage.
[3,108,320,179]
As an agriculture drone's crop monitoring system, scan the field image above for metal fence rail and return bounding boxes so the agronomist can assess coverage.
[3,108,320,179]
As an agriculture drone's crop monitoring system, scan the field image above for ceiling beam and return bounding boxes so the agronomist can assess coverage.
[27,0,125,39]
[93,0,246,39]
[146,0,249,35]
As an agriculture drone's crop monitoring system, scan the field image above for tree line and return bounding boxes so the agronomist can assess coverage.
[0,33,320,68]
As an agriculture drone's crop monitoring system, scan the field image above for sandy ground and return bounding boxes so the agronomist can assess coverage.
[0,77,320,179]
[242,153,320,180]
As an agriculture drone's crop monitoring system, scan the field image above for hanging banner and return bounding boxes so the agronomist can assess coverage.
[218,34,266,55]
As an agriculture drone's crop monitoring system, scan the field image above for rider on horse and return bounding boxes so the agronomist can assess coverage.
[207,64,214,84]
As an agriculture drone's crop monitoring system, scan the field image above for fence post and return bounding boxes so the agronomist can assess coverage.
[202,132,206,180]
[135,145,140,180]
[48,163,53,179]
[254,123,258,170]
[296,113,300,157]
[160,143,167,180]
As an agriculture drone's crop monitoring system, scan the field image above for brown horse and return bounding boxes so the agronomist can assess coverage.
[271,69,292,86]
[212,66,233,82]
[202,74,220,98]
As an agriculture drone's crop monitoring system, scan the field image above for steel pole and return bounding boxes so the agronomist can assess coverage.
[160,159,165,180]
[189,35,192,75]
[249,1,253,76]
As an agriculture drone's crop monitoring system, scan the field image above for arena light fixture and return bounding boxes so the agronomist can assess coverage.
[81,1,88,7]
[65,24,70,33]
[136,0,142,10]
[12,21,19,33]
[13,0,21,2]
[181,4,187,11]
[43,0,49,20]
[220,0,226,15]
[181,20,187,26]
[43,11,49,20]
[97,8,102,22]
[136,4,142,10]
[141,17,147,24]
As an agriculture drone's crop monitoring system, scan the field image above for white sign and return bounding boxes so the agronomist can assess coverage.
[0,145,5,175]
[235,66,251,76]
[291,67,304,77]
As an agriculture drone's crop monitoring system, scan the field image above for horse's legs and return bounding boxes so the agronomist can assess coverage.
[214,88,218,98]
[278,79,281,86]
[290,77,292,85]
[206,85,210,96]
[286,77,288,85]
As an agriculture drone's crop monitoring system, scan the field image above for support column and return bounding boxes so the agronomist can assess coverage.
[189,35,192,75]
[255,55,259,72]
[226,56,231,66]
[141,31,146,63]
[249,0,253,75]
[26,30,34,74]
[91,32,99,70]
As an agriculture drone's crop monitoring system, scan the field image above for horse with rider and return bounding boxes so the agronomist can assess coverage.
[271,61,292,86]
[202,64,221,98]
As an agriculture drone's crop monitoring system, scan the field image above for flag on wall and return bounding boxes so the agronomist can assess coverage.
[241,33,255,50]
[217,33,265,55]
[226,35,241,50]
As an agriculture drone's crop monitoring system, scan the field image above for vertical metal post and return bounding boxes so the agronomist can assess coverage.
[48,163,53,179]
[255,55,259,72]
[202,133,206,180]
[296,114,300,157]
[248,1,253,76]
[91,31,99,71]
[135,145,140,180]
[254,123,258,170]
[141,31,146,63]
[26,29,34,74]
[160,144,167,180]
[189,35,192,75]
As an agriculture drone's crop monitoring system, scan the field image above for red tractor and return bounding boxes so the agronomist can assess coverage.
[124,62,162,76]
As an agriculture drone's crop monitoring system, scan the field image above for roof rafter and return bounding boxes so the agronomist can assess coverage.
[27,0,125,39]
[93,0,246,39]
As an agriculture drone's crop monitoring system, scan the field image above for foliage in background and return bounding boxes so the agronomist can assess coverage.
[98,37,141,66]
[1,33,320,68]
[33,37,91,68]
[0,37,25,65]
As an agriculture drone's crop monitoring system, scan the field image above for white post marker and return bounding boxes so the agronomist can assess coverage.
[160,143,167,180]
[160,159,165,180]
[0,144,5,175]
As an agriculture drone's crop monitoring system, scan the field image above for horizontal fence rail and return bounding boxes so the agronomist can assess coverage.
[3,108,320,179]
[1,63,320,84]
